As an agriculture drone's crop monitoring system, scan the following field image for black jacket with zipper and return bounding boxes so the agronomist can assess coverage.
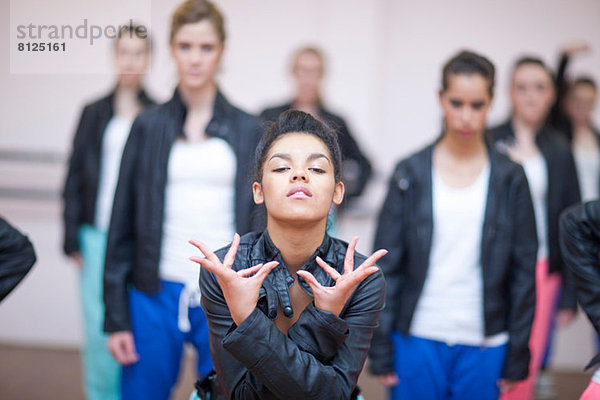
[200,231,385,399]
[488,121,581,311]
[62,89,155,255]
[368,141,538,381]
[103,88,263,333]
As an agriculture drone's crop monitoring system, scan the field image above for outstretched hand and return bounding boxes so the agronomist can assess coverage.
[296,237,387,316]
[190,233,279,326]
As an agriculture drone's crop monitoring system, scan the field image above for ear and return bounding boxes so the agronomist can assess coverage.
[438,89,445,106]
[332,181,345,206]
[252,182,264,205]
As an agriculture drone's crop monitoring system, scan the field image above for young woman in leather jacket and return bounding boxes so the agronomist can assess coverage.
[103,1,262,399]
[62,25,153,400]
[369,51,538,400]
[488,57,581,400]
[191,110,387,399]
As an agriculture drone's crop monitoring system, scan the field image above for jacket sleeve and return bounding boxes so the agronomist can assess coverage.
[0,217,37,302]
[560,201,600,335]
[557,148,582,311]
[502,169,538,381]
[103,117,143,333]
[200,265,385,399]
[368,165,407,375]
[62,105,93,255]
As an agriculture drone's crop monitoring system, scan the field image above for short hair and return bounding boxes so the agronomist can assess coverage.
[170,0,225,44]
[442,50,496,97]
[114,23,151,51]
[571,76,597,93]
[254,110,342,183]
[292,46,326,72]
[512,56,555,82]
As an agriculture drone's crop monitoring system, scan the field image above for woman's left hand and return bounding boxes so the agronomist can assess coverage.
[297,237,387,316]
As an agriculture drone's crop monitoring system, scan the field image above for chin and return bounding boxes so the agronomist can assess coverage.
[273,211,328,226]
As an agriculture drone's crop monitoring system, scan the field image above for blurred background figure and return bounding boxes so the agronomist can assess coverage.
[62,24,154,400]
[0,217,36,303]
[560,200,600,400]
[550,42,599,202]
[102,1,262,399]
[488,56,581,400]
[260,47,372,208]
[369,50,537,400]
[539,42,599,399]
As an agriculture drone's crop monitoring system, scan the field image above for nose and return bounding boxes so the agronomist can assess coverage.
[190,48,202,64]
[291,168,308,182]
[460,107,473,124]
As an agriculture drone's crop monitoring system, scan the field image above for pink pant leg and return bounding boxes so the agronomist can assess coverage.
[500,259,561,400]
[580,381,600,400]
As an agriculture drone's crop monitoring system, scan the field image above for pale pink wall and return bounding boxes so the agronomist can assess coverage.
[1,0,599,368]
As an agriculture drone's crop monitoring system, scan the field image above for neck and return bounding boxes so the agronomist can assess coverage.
[115,83,140,98]
[179,82,217,112]
[293,98,319,115]
[267,218,327,273]
[438,131,486,159]
[573,120,592,132]
[512,115,543,139]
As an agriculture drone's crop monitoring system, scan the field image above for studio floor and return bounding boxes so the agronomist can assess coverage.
[0,345,591,400]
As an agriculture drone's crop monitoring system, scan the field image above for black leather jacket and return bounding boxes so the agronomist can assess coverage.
[261,103,372,201]
[368,141,538,381]
[488,121,581,310]
[103,89,263,333]
[0,217,36,302]
[200,231,385,399]
[62,89,155,255]
[560,200,600,369]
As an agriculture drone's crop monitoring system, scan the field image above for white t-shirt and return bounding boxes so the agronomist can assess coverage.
[411,163,508,346]
[94,116,134,232]
[574,145,600,202]
[159,137,236,285]
[521,153,549,259]
[159,137,237,331]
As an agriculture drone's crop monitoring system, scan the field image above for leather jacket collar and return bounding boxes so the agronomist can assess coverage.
[168,87,235,141]
[247,230,340,320]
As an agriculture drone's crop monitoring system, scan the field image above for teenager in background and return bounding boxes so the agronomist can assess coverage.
[369,50,537,400]
[261,47,372,205]
[62,24,154,400]
[103,1,262,399]
[488,56,581,400]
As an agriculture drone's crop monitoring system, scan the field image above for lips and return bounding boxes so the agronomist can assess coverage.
[287,186,312,199]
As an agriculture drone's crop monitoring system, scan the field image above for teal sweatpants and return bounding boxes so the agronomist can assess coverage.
[79,225,120,400]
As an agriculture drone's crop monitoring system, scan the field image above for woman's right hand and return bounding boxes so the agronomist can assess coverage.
[107,331,139,365]
[190,233,279,326]
[378,372,400,387]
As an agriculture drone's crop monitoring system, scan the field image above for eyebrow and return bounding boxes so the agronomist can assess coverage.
[269,152,331,164]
